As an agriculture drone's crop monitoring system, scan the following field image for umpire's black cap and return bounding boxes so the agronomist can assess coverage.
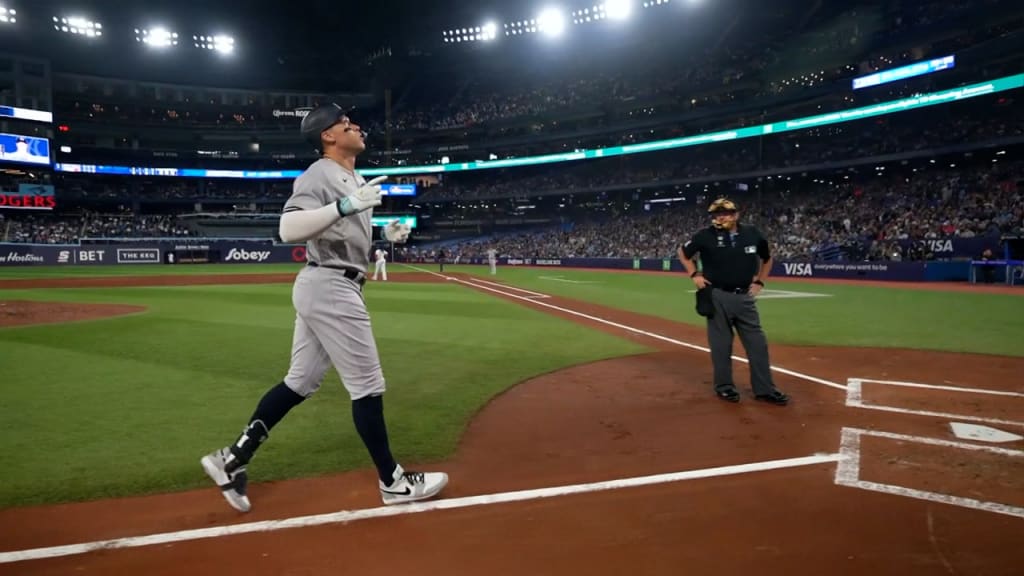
[708,197,738,214]
[300,102,355,151]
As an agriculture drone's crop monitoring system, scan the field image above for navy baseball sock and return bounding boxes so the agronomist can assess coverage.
[249,381,305,431]
[226,382,305,470]
[351,394,399,485]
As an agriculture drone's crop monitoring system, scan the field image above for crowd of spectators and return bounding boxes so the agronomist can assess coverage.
[424,160,1023,262]
[416,98,1023,204]
[4,157,1020,261]
[1,212,191,243]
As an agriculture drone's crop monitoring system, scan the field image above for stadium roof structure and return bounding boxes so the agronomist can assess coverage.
[0,0,869,91]
[0,0,449,90]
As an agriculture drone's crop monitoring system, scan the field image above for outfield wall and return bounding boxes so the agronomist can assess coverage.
[0,241,995,283]
[0,241,303,267]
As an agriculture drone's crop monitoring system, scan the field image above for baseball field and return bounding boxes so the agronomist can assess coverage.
[1,263,1022,575]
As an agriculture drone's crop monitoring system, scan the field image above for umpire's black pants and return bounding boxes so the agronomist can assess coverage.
[706,287,776,395]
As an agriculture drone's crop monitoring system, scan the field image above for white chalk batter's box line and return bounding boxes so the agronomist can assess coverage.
[846,378,1024,428]
[835,427,1024,519]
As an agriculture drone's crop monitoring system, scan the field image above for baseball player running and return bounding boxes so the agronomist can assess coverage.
[373,246,387,281]
[201,103,447,512]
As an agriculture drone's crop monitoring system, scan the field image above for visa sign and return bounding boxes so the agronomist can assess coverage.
[783,263,813,276]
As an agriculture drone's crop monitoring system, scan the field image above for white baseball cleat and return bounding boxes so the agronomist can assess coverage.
[201,448,252,512]
[379,464,448,505]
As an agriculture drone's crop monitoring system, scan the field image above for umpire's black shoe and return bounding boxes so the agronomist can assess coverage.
[754,390,790,405]
[716,388,741,403]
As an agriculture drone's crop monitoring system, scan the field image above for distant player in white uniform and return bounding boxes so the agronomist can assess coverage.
[373,247,387,281]
[487,248,498,275]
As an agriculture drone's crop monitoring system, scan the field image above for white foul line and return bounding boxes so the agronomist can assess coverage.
[0,453,841,565]
[835,427,1024,519]
[846,379,1024,428]
[402,264,846,391]
[463,277,551,298]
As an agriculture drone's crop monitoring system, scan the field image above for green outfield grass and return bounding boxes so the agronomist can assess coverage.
[432,264,1024,358]
[0,279,647,507]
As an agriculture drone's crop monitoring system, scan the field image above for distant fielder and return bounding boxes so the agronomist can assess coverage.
[373,246,388,281]
[487,247,497,275]
[201,103,447,512]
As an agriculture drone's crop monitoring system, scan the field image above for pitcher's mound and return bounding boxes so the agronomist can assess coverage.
[0,300,147,328]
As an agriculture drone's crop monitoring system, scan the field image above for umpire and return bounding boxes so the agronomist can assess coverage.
[678,198,789,405]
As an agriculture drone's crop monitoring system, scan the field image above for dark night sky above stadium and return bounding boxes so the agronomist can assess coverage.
[1,0,851,91]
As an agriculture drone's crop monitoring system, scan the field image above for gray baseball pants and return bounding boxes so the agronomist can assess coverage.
[283,266,386,400]
[706,288,776,395]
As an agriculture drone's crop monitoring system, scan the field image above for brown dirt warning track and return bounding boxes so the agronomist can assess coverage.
[0,270,1021,576]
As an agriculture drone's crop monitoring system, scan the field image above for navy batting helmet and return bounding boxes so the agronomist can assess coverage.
[300,103,354,151]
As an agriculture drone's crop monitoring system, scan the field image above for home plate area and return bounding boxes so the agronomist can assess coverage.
[839,377,1024,518]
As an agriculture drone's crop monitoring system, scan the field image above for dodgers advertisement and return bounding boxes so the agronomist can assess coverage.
[0,133,51,166]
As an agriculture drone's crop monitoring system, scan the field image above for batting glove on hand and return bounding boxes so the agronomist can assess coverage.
[337,175,387,216]
[383,220,412,243]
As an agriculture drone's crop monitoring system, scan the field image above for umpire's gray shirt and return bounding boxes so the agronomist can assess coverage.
[283,158,372,272]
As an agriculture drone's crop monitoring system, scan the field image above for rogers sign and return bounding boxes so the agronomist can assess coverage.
[0,193,56,210]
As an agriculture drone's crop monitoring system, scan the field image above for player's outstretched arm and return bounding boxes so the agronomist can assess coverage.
[279,204,345,243]
[279,176,387,243]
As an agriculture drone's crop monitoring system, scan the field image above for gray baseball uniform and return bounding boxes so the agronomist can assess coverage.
[281,159,384,401]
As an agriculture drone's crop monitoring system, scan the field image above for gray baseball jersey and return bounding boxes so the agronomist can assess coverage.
[281,158,385,401]
[284,158,372,273]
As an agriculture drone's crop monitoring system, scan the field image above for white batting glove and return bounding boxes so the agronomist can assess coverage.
[337,175,387,216]
[383,220,412,243]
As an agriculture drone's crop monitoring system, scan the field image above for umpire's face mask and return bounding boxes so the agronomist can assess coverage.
[711,210,738,231]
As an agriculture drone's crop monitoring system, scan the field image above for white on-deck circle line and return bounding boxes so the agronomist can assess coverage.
[401,265,845,392]
[0,453,841,565]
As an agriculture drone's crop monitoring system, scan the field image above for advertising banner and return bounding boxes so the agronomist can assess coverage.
[0,184,56,210]
[0,243,946,282]
[0,244,55,265]
[771,261,927,281]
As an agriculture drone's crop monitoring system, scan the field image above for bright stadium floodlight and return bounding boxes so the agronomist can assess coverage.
[537,7,565,37]
[213,35,234,53]
[605,0,633,20]
[194,34,234,53]
[136,27,179,48]
[0,7,16,24]
[481,21,497,40]
[54,15,102,37]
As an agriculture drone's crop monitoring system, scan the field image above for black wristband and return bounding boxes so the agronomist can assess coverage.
[753,280,764,287]
[691,271,703,278]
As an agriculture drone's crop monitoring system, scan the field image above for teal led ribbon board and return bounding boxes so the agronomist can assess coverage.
[359,73,1024,176]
